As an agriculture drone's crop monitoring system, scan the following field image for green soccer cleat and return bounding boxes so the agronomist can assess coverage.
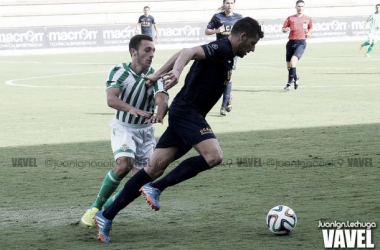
[81,207,99,227]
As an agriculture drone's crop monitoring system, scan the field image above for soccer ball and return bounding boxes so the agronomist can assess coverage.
[266,205,297,235]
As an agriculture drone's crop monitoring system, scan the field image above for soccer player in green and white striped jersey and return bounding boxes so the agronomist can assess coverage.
[81,35,168,228]
[360,4,380,57]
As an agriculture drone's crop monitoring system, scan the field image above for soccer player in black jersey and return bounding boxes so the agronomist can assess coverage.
[205,0,242,116]
[94,17,263,243]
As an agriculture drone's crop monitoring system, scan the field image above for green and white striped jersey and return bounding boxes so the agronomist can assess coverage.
[367,13,380,35]
[105,63,167,125]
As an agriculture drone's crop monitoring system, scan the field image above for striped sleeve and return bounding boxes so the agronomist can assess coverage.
[367,14,373,22]
[105,64,128,90]
[153,78,168,96]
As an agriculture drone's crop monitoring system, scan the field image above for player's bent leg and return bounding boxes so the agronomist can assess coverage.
[193,138,223,168]
[81,157,133,227]
[145,147,179,179]
[113,157,134,178]
[102,167,140,210]
[140,147,179,211]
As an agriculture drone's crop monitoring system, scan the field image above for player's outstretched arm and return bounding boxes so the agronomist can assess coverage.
[205,27,224,35]
[154,24,158,39]
[144,92,168,124]
[163,46,206,90]
[144,50,182,87]
[107,88,152,118]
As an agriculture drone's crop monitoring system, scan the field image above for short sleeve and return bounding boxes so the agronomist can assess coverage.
[283,17,290,29]
[201,39,230,64]
[151,16,156,24]
[138,16,142,23]
[105,65,125,89]
[153,78,168,97]
[207,14,221,30]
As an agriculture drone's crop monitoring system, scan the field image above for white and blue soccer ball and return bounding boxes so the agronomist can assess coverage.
[266,205,297,234]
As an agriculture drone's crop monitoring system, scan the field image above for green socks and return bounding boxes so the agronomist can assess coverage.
[91,170,121,210]
[102,187,124,210]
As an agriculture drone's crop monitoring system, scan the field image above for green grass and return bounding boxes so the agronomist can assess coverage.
[1,41,380,249]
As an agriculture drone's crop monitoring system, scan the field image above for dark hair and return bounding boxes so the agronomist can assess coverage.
[129,35,153,55]
[376,4,380,7]
[218,0,236,12]
[144,6,150,10]
[296,0,305,5]
[231,17,264,39]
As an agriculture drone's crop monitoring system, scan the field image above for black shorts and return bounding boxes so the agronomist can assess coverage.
[156,109,216,160]
[286,40,307,62]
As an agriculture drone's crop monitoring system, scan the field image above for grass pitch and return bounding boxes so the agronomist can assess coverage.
[0,41,379,249]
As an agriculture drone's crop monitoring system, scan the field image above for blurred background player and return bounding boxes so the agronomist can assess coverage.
[136,6,158,40]
[282,0,312,91]
[80,34,168,227]
[205,0,242,116]
[359,4,380,57]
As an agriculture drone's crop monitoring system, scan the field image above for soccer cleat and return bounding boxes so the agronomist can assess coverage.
[94,211,112,243]
[226,96,232,112]
[365,53,371,57]
[81,207,99,227]
[284,84,291,91]
[140,183,161,211]
[293,76,299,90]
[220,106,227,116]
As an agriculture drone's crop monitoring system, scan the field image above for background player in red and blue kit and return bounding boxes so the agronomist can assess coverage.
[136,6,158,39]
[282,0,312,91]
[205,0,242,116]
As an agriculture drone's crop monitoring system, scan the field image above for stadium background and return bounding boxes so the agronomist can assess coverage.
[0,0,376,52]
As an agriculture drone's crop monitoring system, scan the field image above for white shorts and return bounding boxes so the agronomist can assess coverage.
[110,119,156,169]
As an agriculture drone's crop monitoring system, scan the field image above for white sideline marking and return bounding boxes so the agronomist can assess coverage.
[5,71,107,88]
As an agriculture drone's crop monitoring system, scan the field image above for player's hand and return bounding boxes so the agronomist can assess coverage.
[162,70,180,90]
[218,26,226,34]
[144,115,164,124]
[129,107,153,118]
[282,27,290,33]
[144,73,160,88]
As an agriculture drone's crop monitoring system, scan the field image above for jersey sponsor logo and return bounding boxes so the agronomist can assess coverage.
[211,44,218,49]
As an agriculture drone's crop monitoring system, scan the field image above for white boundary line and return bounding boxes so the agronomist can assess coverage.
[5,71,107,88]
[3,57,380,88]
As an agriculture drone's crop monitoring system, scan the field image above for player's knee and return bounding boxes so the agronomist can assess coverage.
[113,157,133,178]
[206,153,223,168]
[145,158,171,179]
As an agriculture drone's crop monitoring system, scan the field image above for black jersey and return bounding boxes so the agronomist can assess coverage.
[170,37,235,117]
[207,12,243,40]
[138,15,156,36]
